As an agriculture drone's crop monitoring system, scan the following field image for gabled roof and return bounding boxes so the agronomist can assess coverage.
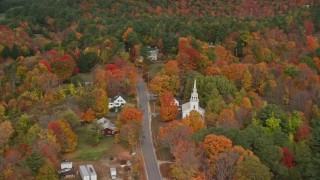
[111,93,127,102]
[97,117,116,131]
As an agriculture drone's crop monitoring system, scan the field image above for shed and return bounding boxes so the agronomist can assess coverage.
[86,164,97,180]
[79,165,90,180]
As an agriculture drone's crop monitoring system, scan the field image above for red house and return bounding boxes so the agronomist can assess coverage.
[97,117,116,136]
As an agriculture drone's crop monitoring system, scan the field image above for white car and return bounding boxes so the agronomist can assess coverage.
[58,168,71,174]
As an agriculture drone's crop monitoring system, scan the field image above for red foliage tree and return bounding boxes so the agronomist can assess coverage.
[160,91,178,121]
[295,124,311,141]
[4,149,22,166]
[282,148,295,167]
[106,64,119,71]
[39,60,52,73]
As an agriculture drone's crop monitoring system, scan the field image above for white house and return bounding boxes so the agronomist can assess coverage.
[108,94,127,109]
[182,80,205,119]
[147,47,159,61]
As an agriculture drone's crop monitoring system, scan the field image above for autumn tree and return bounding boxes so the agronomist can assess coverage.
[177,37,201,73]
[37,160,58,180]
[92,88,109,117]
[160,91,178,121]
[233,155,273,180]
[0,121,14,148]
[182,110,205,133]
[47,119,77,153]
[149,74,180,96]
[158,120,193,152]
[93,66,107,90]
[171,141,199,180]
[82,108,96,123]
[116,106,143,149]
[242,69,253,91]
[36,129,61,166]
[45,51,77,81]
[282,148,295,167]
[164,60,179,76]
[119,106,143,124]
[306,36,319,53]
[295,124,311,141]
[203,134,233,161]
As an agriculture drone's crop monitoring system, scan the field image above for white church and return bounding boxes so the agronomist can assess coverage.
[182,79,205,118]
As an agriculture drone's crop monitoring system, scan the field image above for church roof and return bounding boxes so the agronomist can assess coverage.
[182,102,205,114]
[182,102,190,112]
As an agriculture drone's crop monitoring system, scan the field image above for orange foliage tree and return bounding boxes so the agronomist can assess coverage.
[160,91,178,121]
[82,108,96,123]
[182,110,206,133]
[164,60,179,76]
[119,106,143,124]
[203,134,233,161]
[47,119,77,153]
[149,74,180,96]
[306,35,319,53]
[116,106,143,149]
[177,37,201,73]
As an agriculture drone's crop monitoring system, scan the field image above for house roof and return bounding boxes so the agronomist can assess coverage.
[111,93,127,102]
[97,117,116,131]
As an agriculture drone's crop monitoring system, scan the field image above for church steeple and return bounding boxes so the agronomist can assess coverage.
[190,79,199,110]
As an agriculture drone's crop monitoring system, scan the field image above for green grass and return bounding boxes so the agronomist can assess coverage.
[74,126,114,161]
[148,63,165,78]
[0,14,5,22]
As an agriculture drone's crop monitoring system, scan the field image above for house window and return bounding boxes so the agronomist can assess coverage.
[115,103,119,106]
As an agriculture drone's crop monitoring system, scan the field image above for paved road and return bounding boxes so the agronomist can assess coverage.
[137,77,162,180]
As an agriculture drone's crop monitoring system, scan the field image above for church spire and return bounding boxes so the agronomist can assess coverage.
[190,79,199,104]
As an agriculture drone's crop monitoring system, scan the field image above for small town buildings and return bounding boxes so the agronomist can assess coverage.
[59,170,77,179]
[108,94,127,109]
[79,165,90,180]
[97,117,116,136]
[61,160,72,169]
[79,165,97,180]
[182,80,205,118]
[86,164,97,180]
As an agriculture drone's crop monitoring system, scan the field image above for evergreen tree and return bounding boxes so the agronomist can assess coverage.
[26,151,44,173]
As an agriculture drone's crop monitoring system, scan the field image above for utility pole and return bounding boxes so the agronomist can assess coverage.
[153,101,156,117]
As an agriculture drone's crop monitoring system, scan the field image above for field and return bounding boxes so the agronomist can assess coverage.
[73,125,114,161]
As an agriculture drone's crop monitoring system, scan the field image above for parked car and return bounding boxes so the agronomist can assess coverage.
[110,167,117,180]
[58,168,71,174]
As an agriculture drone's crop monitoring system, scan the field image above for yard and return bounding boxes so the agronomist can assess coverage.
[73,125,114,161]
[61,125,139,180]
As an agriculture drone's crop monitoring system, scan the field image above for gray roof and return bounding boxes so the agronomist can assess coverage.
[97,117,116,131]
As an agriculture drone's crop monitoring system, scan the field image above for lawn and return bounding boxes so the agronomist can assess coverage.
[73,126,114,161]
[0,14,5,21]
[148,63,165,79]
